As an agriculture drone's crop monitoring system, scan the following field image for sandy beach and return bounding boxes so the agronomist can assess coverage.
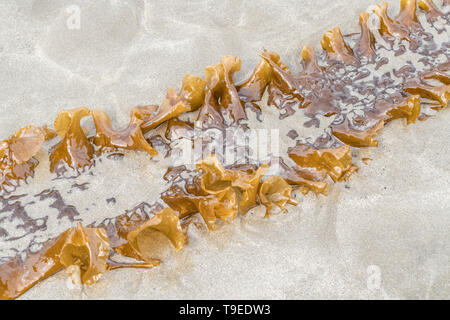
[0,0,448,299]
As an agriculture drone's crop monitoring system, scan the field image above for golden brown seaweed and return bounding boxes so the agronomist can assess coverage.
[237,165,270,214]
[332,118,384,148]
[418,0,445,18]
[92,109,158,156]
[396,0,420,29]
[165,118,194,141]
[161,185,199,218]
[198,155,270,214]
[220,56,248,122]
[196,89,227,129]
[49,107,94,172]
[371,2,410,40]
[238,55,274,102]
[59,222,110,286]
[1,0,450,300]
[288,144,358,182]
[372,95,421,124]
[301,46,323,74]
[194,187,239,230]
[403,81,450,108]
[0,222,109,300]
[260,51,302,102]
[114,208,185,262]
[278,159,329,195]
[259,176,298,217]
[197,56,248,128]
[0,125,44,190]
[141,74,206,133]
[161,155,274,229]
[321,27,358,64]
[40,125,57,141]
[356,12,377,59]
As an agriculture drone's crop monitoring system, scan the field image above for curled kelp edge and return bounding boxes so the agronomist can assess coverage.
[49,107,94,173]
[0,222,109,300]
[92,109,158,157]
[0,125,44,191]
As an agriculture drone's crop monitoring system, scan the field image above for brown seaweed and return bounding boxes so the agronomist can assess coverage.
[259,176,298,217]
[113,208,185,262]
[0,222,109,300]
[288,144,358,182]
[92,109,158,156]
[0,125,44,191]
[49,107,94,172]
[140,74,206,133]
[0,0,449,300]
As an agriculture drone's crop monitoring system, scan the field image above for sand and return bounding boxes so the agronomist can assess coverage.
[0,0,448,299]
